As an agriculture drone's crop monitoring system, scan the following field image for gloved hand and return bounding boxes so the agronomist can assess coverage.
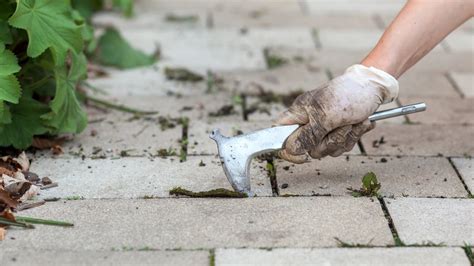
[276,64,399,163]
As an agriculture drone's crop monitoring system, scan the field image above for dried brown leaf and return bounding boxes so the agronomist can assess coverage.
[0,189,18,209]
[14,152,30,172]
[0,227,5,240]
[31,137,67,150]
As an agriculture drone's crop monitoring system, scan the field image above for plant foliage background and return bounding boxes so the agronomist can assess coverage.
[0,0,153,149]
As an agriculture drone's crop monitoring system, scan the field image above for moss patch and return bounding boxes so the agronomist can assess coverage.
[169,187,247,198]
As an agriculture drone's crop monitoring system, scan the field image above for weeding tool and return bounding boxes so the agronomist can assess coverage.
[210,102,426,195]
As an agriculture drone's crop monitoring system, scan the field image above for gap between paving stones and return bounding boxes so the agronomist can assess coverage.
[446,72,467,98]
[448,157,474,196]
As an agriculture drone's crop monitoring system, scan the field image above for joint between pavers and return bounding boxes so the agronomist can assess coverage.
[297,0,310,15]
[209,249,216,266]
[377,197,405,247]
[206,12,214,29]
[445,72,466,99]
[372,14,386,30]
[311,28,322,50]
[179,117,190,162]
[448,157,473,197]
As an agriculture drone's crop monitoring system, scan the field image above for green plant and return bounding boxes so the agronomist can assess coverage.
[348,172,381,197]
[0,0,154,149]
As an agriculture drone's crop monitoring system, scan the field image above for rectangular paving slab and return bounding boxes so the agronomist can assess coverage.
[88,66,209,97]
[398,97,474,125]
[361,124,474,157]
[0,250,209,266]
[451,158,474,194]
[58,111,183,158]
[216,64,328,95]
[277,156,467,198]
[30,156,272,199]
[188,120,273,155]
[397,72,460,98]
[118,29,266,71]
[386,198,474,246]
[0,197,393,250]
[215,247,471,266]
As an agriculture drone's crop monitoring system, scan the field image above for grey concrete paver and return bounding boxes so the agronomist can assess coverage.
[213,12,378,29]
[386,198,474,246]
[88,66,209,97]
[444,32,474,53]
[451,158,474,193]
[398,97,474,125]
[277,156,467,198]
[361,124,474,157]
[188,120,272,155]
[450,72,474,98]
[306,0,405,15]
[216,64,328,95]
[59,112,183,158]
[397,72,460,98]
[119,29,266,71]
[89,94,242,121]
[410,52,474,73]
[215,247,471,266]
[318,29,445,53]
[31,156,272,199]
[0,197,393,250]
[318,29,383,52]
[93,11,207,30]
[0,250,209,266]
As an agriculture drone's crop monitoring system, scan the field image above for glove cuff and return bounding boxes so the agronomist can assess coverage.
[345,64,399,104]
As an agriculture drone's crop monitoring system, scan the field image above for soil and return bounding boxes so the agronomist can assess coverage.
[169,187,248,198]
[164,67,203,82]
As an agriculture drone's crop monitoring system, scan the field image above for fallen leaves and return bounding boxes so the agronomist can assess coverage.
[0,152,65,239]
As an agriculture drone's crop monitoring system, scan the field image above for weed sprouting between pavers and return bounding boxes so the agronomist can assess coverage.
[377,197,405,247]
[178,117,189,162]
[263,48,288,69]
[334,237,375,248]
[463,244,474,266]
[209,249,216,266]
[347,172,381,197]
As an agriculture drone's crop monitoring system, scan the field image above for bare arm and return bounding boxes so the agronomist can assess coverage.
[362,0,474,78]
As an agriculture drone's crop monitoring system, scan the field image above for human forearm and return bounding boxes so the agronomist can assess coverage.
[362,0,474,78]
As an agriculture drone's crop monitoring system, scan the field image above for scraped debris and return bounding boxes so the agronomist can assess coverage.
[164,67,204,82]
[169,187,247,198]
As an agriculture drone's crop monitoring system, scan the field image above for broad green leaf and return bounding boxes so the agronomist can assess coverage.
[0,96,49,149]
[42,53,87,133]
[95,28,156,69]
[113,0,133,17]
[0,20,13,44]
[71,0,103,21]
[362,172,377,189]
[0,49,20,75]
[0,48,22,104]
[0,75,21,104]
[0,101,12,124]
[0,2,16,20]
[8,0,83,64]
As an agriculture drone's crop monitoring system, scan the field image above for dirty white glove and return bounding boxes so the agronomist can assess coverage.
[276,64,398,163]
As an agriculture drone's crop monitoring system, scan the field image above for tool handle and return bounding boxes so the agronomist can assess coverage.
[369,102,426,121]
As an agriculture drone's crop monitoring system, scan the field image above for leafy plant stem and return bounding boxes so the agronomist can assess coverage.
[15,216,74,227]
[84,94,158,115]
[0,217,35,229]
